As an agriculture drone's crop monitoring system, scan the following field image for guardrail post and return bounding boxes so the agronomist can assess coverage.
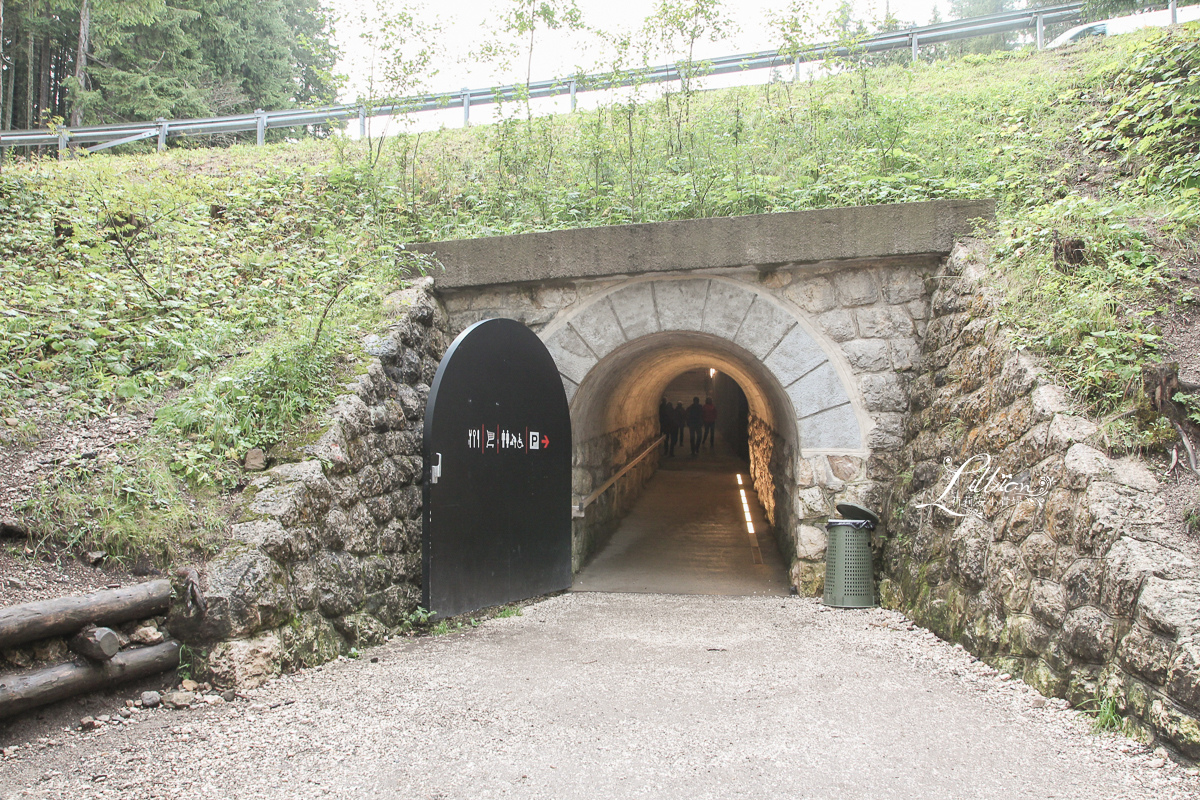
[1171,0,1178,24]
[358,106,367,138]
[911,33,919,62]
[570,80,577,111]
[1036,14,1045,49]
[255,108,266,146]
[462,87,470,126]
[793,56,801,82]
[156,118,169,152]
[57,131,68,160]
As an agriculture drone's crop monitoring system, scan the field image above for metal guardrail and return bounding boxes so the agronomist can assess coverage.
[0,3,1084,154]
[573,435,666,517]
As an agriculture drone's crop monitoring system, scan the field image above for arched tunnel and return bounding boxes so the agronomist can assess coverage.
[568,331,796,458]
[568,330,799,595]
[526,271,876,599]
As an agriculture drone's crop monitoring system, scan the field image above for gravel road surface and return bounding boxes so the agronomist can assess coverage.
[2,593,1196,799]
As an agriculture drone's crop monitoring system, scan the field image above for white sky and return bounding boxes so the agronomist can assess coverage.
[327,0,951,131]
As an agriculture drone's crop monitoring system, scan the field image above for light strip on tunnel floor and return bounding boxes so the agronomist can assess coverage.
[736,474,763,564]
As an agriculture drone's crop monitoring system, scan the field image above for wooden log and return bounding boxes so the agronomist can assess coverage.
[68,626,119,662]
[0,580,171,650]
[0,640,180,719]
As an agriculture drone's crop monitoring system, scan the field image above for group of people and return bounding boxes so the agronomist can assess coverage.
[659,396,717,457]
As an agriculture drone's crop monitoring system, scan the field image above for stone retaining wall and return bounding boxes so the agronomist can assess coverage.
[772,259,932,595]
[747,414,794,556]
[167,281,449,688]
[881,242,1200,758]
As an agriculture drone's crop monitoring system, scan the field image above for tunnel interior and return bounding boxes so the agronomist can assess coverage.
[659,368,749,461]
[569,331,799,593]
[570,331,798,451]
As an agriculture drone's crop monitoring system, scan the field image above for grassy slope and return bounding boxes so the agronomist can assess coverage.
[1,29,1195,562]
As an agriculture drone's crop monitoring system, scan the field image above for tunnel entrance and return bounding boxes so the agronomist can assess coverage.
[573,368,789,595]
[426,206,987,599]
[543,275,872,597]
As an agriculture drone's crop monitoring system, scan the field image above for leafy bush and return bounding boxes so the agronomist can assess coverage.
[15,444,226,563]
[0,158,404,420]
[1083,24,1200,216]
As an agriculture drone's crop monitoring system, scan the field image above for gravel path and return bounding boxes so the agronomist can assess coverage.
[2,593,1198,800]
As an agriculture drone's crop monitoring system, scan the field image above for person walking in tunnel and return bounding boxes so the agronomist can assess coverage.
[659,397,677,456]
[673,401,686,455]
[686,397,704,456]
[701,396,717,451]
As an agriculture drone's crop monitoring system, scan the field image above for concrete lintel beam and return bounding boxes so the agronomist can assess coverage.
[415,199,995,290]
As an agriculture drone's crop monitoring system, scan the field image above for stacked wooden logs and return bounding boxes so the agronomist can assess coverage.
[0,580,181,719]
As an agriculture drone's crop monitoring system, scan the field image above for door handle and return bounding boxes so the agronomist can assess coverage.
[430,452,443,484]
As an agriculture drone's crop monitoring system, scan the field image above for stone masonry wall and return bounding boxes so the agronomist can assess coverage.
[770,259,931,596]
[167,280,449,689]
[748,413,796,562]
[881,242,1200,759]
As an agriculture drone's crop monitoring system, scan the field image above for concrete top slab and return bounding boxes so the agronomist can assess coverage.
[413,199,995,290]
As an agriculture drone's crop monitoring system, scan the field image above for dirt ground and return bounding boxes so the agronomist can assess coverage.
[0,549,141,609]
[1,594,1196,800]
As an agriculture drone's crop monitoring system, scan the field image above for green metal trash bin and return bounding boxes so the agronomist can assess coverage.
[823,503,879,608]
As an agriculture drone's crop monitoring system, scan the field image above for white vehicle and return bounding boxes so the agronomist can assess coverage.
[1048,4,1200,48]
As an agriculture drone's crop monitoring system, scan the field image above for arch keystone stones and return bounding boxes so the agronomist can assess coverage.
[541,276,870,457]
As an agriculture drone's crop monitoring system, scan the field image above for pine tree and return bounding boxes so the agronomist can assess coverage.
[0,0,340,132]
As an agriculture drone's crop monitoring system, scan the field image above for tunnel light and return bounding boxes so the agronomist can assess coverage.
[737,475,757,540]
[710,368,716,378]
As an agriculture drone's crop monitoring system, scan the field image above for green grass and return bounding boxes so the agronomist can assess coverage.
[4,27,1199,560]
[14,441,228,563]
[154,333,347,486]
[1090,695,1124,733]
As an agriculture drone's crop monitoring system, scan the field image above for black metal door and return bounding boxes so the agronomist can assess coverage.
[422,318,572,618]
